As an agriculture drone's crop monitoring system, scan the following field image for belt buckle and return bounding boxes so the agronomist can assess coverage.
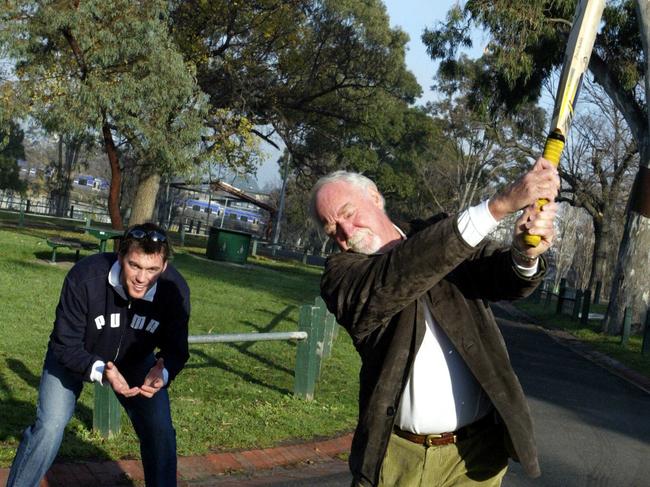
[424,433,456,447]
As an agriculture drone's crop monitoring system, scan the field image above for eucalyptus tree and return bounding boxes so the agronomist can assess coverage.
[424,0,649,333]
[170,0,421,172]
[1,0,207,228]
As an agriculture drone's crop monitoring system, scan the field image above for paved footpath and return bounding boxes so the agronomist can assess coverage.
[0,435,353,486]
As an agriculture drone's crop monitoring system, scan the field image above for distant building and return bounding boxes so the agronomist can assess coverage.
[73,174,109,191]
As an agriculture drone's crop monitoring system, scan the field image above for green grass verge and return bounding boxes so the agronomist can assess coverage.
[0,227,359,467]
[513,299,650,378]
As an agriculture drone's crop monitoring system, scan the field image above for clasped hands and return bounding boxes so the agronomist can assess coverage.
[103,357,165,398]
[489,157,561,260]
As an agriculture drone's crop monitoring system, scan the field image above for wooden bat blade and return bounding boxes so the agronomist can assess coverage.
[550,0,606,138]
[524,0,605,247]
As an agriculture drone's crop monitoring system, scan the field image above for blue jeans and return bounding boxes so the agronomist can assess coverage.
[7,349,177,487]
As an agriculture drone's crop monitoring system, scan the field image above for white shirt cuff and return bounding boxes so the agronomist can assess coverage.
[513,259,539,276]
[457,200,498,247]
[162,367,169,386]
[90,360,106,384]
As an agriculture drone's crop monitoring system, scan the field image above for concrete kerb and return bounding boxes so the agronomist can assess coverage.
[493,301,650,396]
[0,434,353,487]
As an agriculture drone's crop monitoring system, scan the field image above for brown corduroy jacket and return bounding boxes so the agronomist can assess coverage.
[320,214,544,486]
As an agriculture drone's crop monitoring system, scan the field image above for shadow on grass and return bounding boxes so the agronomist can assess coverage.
[186,349,291,396]
[5,258,67,272]
[32,250,86,265]
[0,358,117,467]
[186,306,299,393]
[228,306,297,375]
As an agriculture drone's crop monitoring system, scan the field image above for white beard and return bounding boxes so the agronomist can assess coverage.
[347,228,382,254]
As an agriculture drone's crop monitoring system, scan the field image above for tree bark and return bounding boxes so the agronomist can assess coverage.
[588,211,619,296]
[604,1,650,334]
[102,120,123,229]
[604,195,650,334]
[129,170,161,226]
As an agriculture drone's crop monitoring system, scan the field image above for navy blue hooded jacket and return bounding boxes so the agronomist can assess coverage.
[48,252,190,384]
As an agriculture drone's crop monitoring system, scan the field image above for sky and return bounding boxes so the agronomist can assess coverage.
[255,0,475,187]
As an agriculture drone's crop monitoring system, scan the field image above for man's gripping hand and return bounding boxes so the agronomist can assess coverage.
[104,362,141,397]
[488,158,560,221]
[139,358,165,398]
[513,201,559,263]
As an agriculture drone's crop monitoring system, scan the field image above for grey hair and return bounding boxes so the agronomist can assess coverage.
[309,170,384,227]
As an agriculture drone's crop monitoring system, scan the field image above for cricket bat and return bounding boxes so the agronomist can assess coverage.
[524,0,605,247]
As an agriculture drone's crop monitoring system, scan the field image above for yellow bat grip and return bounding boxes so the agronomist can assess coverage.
[523,131,564,247]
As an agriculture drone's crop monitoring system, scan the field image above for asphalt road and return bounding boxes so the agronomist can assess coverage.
[210,310,650,486]
[498,314,650,487]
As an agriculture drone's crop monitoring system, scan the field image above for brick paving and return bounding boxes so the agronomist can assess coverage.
[0,434,353,487]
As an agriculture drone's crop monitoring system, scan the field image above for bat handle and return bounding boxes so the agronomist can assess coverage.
[523,130,564,247]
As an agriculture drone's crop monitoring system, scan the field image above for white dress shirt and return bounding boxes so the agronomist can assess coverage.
[395,200,537,433]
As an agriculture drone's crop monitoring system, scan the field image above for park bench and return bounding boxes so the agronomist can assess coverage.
[46,236,99,263]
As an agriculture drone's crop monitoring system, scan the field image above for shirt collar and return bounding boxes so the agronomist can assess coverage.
[108,258,157,302]
[394,224,406,239]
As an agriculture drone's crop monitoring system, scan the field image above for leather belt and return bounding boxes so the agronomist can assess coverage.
[393,413,495,447]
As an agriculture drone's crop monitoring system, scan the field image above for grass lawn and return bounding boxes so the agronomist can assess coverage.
[513,299,650,378]
[0,226,360,467]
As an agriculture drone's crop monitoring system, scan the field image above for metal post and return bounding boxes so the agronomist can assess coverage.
[18,200,25,227]
[272,153,290,254]
[556,278,567,315]
[532,282,542,303]
[545,282,553,307]
[581,289,591,325]
[180,220,186,246]
[593,281,602,305]
[621,307,632,347]
[93,383,121,438]
[572,289,583,321]
[251,239,258,257]
[642,309,650,356]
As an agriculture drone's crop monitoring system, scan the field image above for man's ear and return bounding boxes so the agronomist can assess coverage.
[368,187,383,209]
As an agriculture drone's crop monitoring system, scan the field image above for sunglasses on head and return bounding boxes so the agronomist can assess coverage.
[126,228,167,243]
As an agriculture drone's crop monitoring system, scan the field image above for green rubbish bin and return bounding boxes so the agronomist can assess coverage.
[206,227,252,264]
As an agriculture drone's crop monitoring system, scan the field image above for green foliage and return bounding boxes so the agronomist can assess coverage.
[0,0,208,177]
[424,0,644,114]
[171,0,421,171]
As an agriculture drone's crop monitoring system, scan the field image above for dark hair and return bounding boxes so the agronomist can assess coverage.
[118,222,171,261]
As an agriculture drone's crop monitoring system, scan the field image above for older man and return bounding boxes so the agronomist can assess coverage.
[8,223,190,487]
[311,159,559,487]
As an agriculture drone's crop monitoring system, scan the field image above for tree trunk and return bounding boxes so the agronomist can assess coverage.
[129,170,161,226]
[102,120,123,229]
[604,200,650,334]
[605,1,650,334]
[588,214,616,293]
